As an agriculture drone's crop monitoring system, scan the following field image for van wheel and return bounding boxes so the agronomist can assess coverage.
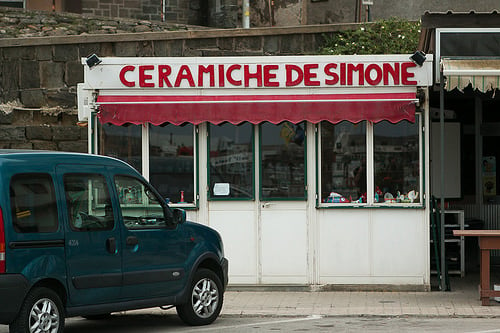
[10,287,64,333]
[176,268,223,326]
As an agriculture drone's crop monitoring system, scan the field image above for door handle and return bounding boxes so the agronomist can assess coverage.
[126,236,139,246]
[106,237,117,254]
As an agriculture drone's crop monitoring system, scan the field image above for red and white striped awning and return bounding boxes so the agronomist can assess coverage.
[96,91,418,125]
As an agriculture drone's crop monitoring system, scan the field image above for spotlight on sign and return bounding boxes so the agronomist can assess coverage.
[86,54,102,69]
[409,51,426,67]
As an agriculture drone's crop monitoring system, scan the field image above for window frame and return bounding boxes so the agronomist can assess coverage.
[259,121,307,201]
[317,113,424,208]
[207,122,256,201]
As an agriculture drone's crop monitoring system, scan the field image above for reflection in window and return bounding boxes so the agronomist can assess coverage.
[150,124,194,204]
[114,175,167,229]
[261,122,305,199]
[98,123,142,173]
[10,173,58,233]
[321,121,366,203]
[374,119,420,203]
[64,173,114,231]
[209,123,253,199]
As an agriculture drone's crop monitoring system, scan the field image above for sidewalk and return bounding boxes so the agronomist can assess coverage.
[219,274,500,318]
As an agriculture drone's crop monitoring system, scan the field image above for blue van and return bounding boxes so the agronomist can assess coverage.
[0,150,228,332]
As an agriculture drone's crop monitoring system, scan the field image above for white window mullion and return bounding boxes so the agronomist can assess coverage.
[142,123,149,181]
[366,122,374,205]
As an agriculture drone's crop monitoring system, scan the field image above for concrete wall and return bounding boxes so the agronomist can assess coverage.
[0,23,360,152]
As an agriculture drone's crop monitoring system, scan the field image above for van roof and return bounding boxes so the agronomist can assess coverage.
[0,150,130,168]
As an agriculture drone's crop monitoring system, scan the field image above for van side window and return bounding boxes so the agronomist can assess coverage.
[63,173,114,231]
[114,175,167,230]
[10,173,58,233]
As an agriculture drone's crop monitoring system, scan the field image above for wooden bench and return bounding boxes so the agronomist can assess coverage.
[452,230,500,305]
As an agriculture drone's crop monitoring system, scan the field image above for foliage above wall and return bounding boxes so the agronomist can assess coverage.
[319,18,420,55]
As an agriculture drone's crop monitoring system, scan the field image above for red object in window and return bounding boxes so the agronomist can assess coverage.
[96,92,417,125]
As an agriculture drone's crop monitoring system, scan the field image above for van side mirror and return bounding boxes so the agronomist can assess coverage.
[172,208,186,224]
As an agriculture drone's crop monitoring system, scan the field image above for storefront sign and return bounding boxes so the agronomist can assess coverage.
[83,55,433,90]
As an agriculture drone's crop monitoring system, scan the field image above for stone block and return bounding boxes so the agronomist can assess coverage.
[33,141,58,151]
[52,126,81,141]
[153,41,168,56]
[20,61,40,89]
[0,112,14,125]
[279,34,304,54]
[3,47,34,60]
[58,140,87,152]
[114,42,138,56]
[167,40,184,56]
[217,37,234,50]
[11,142,33,149]
[78,43,101,59]
[234,36,262,52]
[36,46,53,61]
[263,36,280,54]
[54,45,79,62]
[137,41,154,56]
[46,90,76,108]
[2,60,19,93]
[40,62,64,89]
[0,127,26,141]
[65,61,84,87]
[20,90,45,108]
[13,110,34,125]
[185,38,219,50]
[26,125,52,140]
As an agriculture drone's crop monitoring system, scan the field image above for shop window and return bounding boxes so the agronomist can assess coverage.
[209,123,254,199]
[320,121,367,204]
[374,119,420,204]
[149,124,195,204]
[10,173,58,233]
[99,123,142,173]
[260,122,306,200]
[63,173,114,232]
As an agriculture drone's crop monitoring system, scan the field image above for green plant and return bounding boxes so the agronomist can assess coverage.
[319,18,420,55]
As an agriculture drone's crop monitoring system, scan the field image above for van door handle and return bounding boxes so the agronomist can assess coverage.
[126,236,138,246]
[106,237,117,254]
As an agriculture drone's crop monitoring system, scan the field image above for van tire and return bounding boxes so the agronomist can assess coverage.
[9,287,65,333]
[176,268,223,326]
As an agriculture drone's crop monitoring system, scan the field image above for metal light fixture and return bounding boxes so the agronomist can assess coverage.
[410,51,426,67]
[86,54,102,69]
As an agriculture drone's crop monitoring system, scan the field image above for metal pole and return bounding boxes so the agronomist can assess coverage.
[439,65,446,291]
[243,0,250,28]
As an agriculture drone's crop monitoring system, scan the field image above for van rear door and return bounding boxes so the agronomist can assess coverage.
[56,165,122,306]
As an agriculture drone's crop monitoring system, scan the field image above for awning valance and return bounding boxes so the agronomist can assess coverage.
[442,58,500,92]
[96,92,418,125]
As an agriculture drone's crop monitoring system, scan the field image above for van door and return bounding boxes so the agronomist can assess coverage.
[57,165,122,306]
[112,175,189,299]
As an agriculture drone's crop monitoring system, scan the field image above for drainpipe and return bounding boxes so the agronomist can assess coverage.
[439,63,446,292]
[242,0,250,28]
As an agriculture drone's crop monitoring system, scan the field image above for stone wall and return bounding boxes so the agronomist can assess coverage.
[0,23,360,153]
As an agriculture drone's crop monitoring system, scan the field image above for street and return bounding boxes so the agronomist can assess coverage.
[2,311,500,333]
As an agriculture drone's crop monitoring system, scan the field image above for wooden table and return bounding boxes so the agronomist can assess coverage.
[452,230,500,305]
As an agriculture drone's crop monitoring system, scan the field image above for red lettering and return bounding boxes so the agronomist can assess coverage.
[158,65,172,87]
[244,64,262,87]
[383,63,399,85]
[365,64,382,85]
[226,64,242,86]
[139,65,154,87]
[304,64,320,86]
[174,65,195,87]
[218,64,225,87]
[347,63,364,85]
[324,63,339,85]
[199,65,215,87]
[286,65,303,86]
[120,65,135,87]
[263,65,279,87]
[340,63,346,85]
[401,62,417,85]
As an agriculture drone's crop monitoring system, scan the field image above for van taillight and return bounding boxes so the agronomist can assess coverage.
[0,208,5,273]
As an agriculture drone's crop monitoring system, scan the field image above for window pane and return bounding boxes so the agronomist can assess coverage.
[374,119,420,203]
[321,121,366,203]
[99,123,142,173]
[114,175,167,230]
[10,173,58,233]
[64,173,114,231]
[150,124,194,204]
[261,122,305,199]
[209,123,253,199]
